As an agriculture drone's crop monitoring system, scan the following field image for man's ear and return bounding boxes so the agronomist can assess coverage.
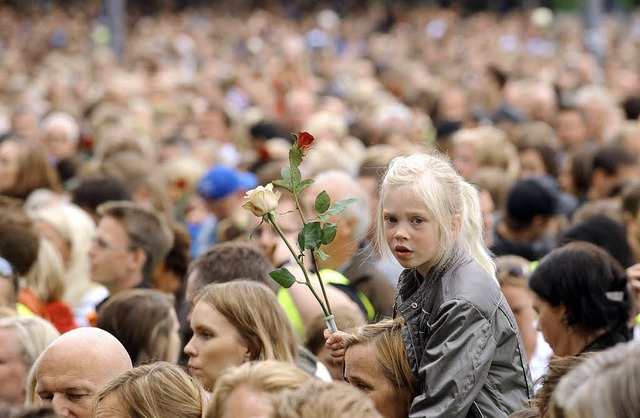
[129,247,147,271]
[451,214,462,239]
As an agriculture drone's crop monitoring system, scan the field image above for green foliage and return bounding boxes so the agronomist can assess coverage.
[269,268,297,288]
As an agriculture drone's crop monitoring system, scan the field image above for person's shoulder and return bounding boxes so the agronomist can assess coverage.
[441,259,501,318]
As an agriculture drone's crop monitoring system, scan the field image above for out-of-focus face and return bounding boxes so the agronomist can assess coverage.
[221,385,273,418]
[518,149,548,179]
[0,140,20,193]
[37,221,72,266]
[205,194,240,220]
[88,216,135,292]
[479,190,495,249]
[94,393,126,418]
[0,328,27,406]
[252,198,300,266]
[532,293,569,356]
[452,143,479,180]
[344,342,407,418]
[502,285,538,361]
[43,125,76,160]
[383,186,442,277]
[555,110,587,150]
[184,301,249,390]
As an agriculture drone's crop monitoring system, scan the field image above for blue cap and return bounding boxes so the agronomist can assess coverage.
[197,166,258,201]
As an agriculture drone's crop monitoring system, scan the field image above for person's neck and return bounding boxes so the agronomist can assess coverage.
[107,272,144,295]
[561,328,608,356]
[497,221,537,243]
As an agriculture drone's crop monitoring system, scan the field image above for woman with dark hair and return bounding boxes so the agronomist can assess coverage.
[529,241,631,357]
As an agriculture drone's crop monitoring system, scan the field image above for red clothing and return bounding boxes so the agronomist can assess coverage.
[44,300,78,333]
[18,287,78,333]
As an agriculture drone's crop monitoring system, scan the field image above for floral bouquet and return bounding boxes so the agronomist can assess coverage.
[243,132,355,332]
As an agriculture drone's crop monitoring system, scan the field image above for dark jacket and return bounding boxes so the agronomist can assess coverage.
[395,253,533,417]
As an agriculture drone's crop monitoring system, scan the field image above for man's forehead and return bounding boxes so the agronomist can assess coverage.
[36,375,97,394]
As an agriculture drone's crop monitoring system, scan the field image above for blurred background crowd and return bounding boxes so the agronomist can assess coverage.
[2,0,640,417]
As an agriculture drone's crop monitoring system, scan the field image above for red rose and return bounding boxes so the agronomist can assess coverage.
[297,131,315,154]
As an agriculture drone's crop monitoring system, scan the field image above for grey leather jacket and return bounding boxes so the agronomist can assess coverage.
[395,253,533,418]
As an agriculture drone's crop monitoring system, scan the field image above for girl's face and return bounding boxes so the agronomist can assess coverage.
[184,301,250,390]
[0,141,20,192]
[452,143,479,180]
[518,149,547,179]
[382,185,441,277]
[344,342,408,418]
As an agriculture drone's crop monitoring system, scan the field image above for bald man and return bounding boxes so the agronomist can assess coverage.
[35,327,132,418]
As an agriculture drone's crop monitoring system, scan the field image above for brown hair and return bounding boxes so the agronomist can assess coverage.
[188,241,278,294]
[195,281,298,362]
[0,137,61,200]
[97,289,177,364]
[0,198,40,275]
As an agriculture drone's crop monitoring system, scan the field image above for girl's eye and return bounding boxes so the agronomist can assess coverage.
[357,382,370,392]
[413,217,424,224]
[384,216,397,223]
[199,330,214,339]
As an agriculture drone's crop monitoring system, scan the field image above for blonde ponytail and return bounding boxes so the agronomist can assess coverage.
[458,182,496,281]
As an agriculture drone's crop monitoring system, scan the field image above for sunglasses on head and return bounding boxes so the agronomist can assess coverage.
[498,263,530,278]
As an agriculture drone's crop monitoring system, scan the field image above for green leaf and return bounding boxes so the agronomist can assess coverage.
[314,247,329,260]
[269,268,297,288]
[325,198,357,216]
[272,179,291,193]
[300,222,322,250]
[297,178,314,194]
[321,223,337,245]
[318,213,330,222]
[289,145,303,171]
[315,190,331,214]
[297,229,305,252]
[280,166,292,188]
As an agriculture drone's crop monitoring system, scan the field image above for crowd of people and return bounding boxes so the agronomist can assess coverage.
[1,1,640,417]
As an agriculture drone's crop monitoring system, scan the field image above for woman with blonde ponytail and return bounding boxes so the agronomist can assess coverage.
[326,152,533,417]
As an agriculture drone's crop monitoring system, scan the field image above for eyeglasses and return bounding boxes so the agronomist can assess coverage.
[92,236,135,251]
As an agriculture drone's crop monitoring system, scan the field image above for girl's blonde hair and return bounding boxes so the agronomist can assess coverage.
[94,362,207,418]
[207,360,311,418]
[28,202,98,307]
[25,238,66,303]
[375,152,496,279]
[195,280,299,363]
